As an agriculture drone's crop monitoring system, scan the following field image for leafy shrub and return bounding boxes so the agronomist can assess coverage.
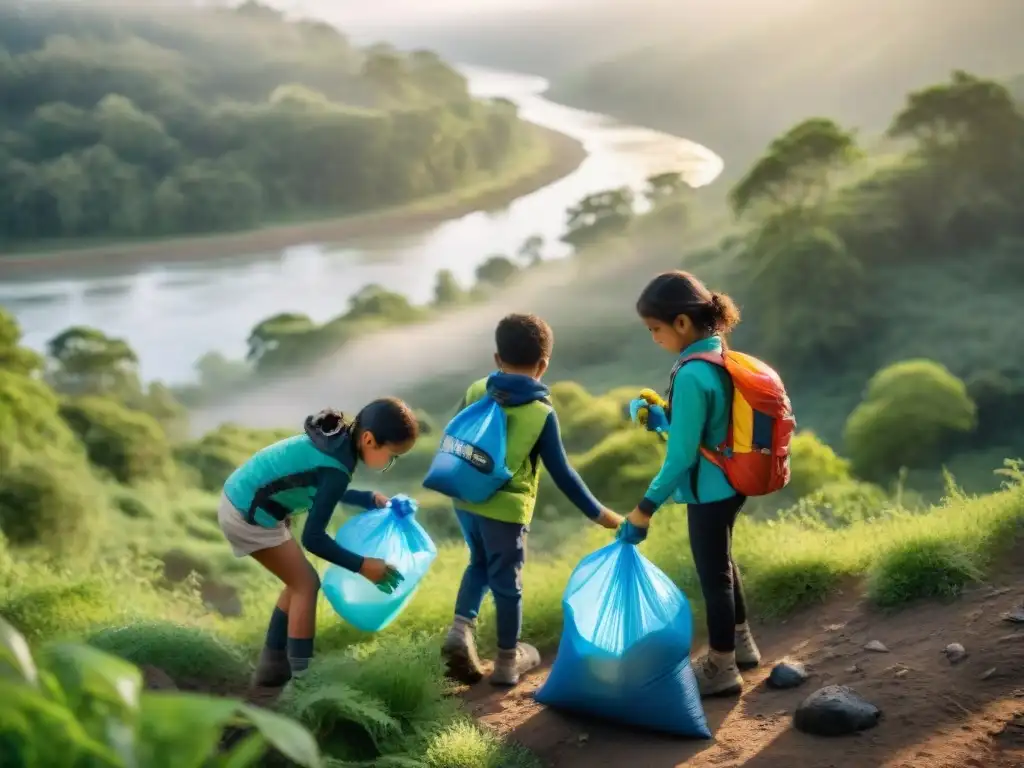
[844,359,977,480]
[0,458,107,556]
[112,489,156,520]
[867,536,983,607]
[549,381,627,453]
[576,430,664,510]
[277,635,522,765]
[1,579,114,643]
[788,431,852,498]
[87,622,251,692]
[0,370,81,462]
[176,423,292,491]
[0,617,321,768]
[59,396,172,483]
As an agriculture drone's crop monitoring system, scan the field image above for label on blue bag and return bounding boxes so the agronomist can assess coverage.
[439,435,494,473]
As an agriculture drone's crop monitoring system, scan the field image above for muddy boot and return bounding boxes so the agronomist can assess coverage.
[692,651,743,697]
[441,615,485,684]
[735,622,762,670]
[251,647,292,688]
[490,643,541,687]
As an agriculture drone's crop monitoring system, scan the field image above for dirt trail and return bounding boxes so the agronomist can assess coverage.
[461,570,1024,767]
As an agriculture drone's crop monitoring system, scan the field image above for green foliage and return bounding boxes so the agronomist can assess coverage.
[563,187,635,247]
[729,117,862,218]
[0,369,82,464]
[474,255,519,287]
[0,458,107,557]
[575,429,664,510]
[867,536,983,607]
[0,2,530,244]
[844,359,977,480]
[0,616,322,767]
[1,579,113,644]
[788,431,852,498]
[175,423,292,492]
[87,622,250,692]
[432,269,465,306]
[59,397,172,484]
[0,309,43,376]
[548,380,628,454]
[45,326,140,397]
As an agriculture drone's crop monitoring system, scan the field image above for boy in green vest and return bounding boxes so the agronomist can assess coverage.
[442,313,624,686]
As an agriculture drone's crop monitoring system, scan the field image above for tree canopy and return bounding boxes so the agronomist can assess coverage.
[0,1,532,244]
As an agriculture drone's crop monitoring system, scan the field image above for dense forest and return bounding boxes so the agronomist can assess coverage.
[0,0,533,244]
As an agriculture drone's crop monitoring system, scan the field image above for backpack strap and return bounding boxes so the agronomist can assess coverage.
[665,350,731,502]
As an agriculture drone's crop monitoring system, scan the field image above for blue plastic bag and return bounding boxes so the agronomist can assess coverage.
[322,494,437,633]
[534,540,710,738]
[422,393,512,503]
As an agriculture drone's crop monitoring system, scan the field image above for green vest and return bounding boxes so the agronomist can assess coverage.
[456,377,552,525]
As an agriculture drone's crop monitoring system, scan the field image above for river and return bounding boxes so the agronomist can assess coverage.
[0,65,723,384]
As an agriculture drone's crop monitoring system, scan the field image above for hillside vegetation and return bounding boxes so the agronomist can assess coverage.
[0,0,537,246]
[3,63,1024,766]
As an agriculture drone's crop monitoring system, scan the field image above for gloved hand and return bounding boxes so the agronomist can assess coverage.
[629,397,669,434]
[376,565,405,594]
[616,519,648,545]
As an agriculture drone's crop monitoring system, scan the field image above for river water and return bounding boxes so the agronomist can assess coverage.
[0,65,722,384]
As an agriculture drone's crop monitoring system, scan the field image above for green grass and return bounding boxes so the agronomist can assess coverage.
[2,452,1023,764]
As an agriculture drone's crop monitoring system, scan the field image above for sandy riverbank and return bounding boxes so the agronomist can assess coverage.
[0,124,585,279]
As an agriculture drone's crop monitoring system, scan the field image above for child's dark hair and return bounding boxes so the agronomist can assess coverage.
[495,313,553,368]
[312,397,418,446]
[636,270,740,335]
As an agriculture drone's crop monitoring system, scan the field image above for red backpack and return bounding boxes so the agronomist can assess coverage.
[669,348,795,497]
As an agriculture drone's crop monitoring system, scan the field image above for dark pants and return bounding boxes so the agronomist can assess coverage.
[688,494,748,653]
[453,509,528,651]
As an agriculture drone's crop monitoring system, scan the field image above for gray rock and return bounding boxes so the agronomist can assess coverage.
[864,640,889,653]
[793,685,882,736]
[943,643,968,664]
[767,660,809,690]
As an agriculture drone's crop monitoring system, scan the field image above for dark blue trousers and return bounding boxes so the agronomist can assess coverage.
[453,509,528,650]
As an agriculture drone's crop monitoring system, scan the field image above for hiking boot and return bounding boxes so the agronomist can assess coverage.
[441,616,485,685]
[251,647,292,688]
[735,623,762,670]
[490,643,541,687]
[692,651,743,697]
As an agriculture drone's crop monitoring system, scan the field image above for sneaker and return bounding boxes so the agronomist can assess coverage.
[692,652,743,697]
[441,617,485,685]
[735,623,762,670]
[251,647,291,688]
[489,643,541,687]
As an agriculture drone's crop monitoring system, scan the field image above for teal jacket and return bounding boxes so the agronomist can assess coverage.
[638,336,737,512]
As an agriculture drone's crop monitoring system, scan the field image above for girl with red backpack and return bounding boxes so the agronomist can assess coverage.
[620,270,795,697]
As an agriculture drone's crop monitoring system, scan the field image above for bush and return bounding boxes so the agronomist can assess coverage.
[0,458,107,556]
[59,396,172,483]
[0,370,81,462]
[844,359,977,480]
[88,622,252,691]
[576,429,664,510]
[867,536,983,607]
[1,579,114,643]
[549,381,628,453]
[176,423,292,491]
[788,431,852,498]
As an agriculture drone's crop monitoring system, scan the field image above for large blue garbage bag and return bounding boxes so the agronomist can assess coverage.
[534,540,710,738]
[322,494,437,633]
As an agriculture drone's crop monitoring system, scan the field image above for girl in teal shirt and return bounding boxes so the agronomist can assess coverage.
[620,270,761,698]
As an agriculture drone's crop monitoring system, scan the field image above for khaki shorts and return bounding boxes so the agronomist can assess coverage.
[217,492,292,557]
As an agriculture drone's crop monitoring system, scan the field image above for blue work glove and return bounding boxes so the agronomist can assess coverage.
[629,397,669,434]
[616,520,648,545]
